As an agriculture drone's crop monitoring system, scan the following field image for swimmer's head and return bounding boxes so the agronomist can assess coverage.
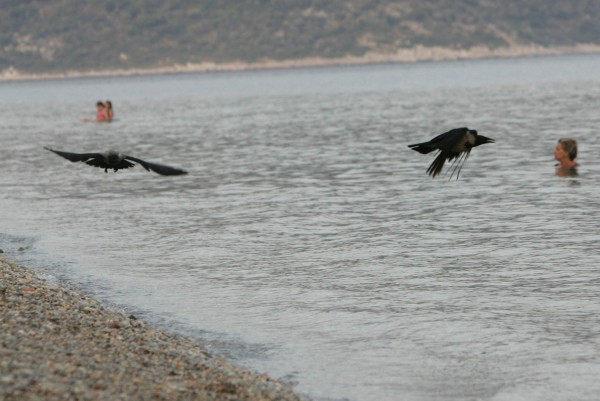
[557,138,578,161]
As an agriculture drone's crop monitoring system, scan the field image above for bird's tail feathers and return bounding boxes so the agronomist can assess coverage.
[408,142,435,154]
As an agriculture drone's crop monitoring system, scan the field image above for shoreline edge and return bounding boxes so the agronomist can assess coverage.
[2,43,600,82]
[0,256,309,401]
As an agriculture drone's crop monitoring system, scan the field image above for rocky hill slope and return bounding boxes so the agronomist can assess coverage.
[1,0,599,75]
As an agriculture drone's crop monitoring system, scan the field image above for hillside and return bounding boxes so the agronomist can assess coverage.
[1,0,600,76]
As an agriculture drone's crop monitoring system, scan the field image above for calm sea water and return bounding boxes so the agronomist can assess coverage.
[1,55,600,401]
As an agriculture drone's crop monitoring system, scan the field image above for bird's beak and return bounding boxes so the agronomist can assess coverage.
[476,135,495,145]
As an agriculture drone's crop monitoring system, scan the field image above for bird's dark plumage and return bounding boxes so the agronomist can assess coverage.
[44,147,188,176]
[408,127,494,179]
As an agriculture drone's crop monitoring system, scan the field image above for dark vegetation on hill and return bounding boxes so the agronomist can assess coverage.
[1,0,599,73]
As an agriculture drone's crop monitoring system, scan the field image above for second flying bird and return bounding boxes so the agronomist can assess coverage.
[408,127,494,179]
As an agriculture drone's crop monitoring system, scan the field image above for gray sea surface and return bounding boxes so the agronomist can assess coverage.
[1,54,600,401]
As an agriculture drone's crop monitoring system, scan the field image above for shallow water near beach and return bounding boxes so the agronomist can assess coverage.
[2,55,600,401]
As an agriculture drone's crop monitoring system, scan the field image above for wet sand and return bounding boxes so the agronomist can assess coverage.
[0,257,308,401]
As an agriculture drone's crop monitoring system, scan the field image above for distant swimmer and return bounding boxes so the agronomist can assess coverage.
[408,127,494,179]
[81,101,109,122]
[105,100,114,122]
[44,147,188,175]
[554,138,579,177]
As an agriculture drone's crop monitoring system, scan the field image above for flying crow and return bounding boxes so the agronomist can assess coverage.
[44,147,188,175]
[408,127,494,179]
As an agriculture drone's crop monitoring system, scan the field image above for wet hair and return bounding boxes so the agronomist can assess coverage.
[96,101,105,107]
[558,138,578,161]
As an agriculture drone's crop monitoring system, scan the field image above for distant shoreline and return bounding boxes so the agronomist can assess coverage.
[2,43,600,82]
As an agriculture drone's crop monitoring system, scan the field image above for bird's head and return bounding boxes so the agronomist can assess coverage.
[106,151,122,165]
[474,132,495,147]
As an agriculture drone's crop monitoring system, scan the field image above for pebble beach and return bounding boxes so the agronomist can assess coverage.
[0,256,308,401]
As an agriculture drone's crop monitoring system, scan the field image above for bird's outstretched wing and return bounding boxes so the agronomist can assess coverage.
[124,155,188,176]
[44,147,103,163]
[426,150,467,178]
[426,151,451,177]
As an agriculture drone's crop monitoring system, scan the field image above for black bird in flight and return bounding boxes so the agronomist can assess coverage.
[408,127,494,179]
[44,147,188,175]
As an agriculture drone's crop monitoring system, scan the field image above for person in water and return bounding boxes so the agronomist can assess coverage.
[105,100,114,122]
[81,101,108,122]
[95,101,108,122]
[554,138,579,177]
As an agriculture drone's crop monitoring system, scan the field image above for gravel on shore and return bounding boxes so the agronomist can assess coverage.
[0,257,308,401]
